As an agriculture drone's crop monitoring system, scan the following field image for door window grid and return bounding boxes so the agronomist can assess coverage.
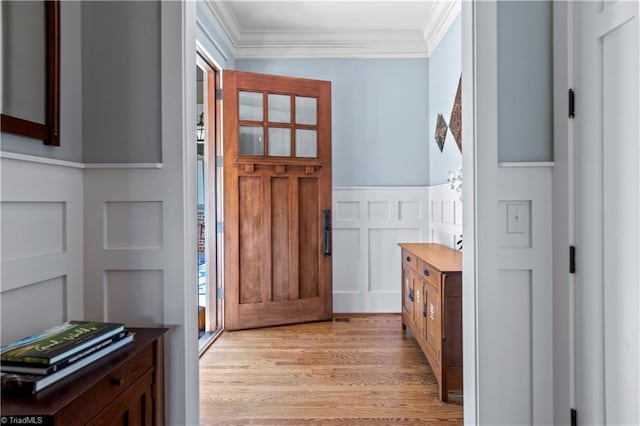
[238,91,319,158]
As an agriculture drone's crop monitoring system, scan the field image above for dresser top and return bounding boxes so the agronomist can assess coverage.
[1,327,168,415]
[398,243,462,272]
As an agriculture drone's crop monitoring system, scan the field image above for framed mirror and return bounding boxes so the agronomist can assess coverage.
[1,0,60,146]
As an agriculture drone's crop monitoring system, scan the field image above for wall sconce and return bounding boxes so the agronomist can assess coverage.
[197,112,205,142]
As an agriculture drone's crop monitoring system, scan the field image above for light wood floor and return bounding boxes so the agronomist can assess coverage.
[199,314,463,425]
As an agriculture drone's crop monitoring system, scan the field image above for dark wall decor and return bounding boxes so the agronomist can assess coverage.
[449,76,462,152]
[1,0,60,146]
[434,113,448,152]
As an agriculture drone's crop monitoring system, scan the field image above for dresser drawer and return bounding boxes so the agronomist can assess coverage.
[55,345,154,425]
[402,249,418,272]
[87,370,154,426]
[418,258,441,289]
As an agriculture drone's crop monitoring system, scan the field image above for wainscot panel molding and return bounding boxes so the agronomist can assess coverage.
[0,156,83,344]
[429,183,463,249]
[332,187,430,313]
[83,168,165,326]
[484,165,553,425]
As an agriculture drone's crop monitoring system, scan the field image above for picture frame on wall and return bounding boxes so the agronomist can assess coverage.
[434,113,448,152]
[449,76,462,152]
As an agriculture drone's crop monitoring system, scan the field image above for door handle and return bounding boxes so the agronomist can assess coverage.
[323,209,331,256]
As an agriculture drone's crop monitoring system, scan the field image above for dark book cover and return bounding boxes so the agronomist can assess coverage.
[1,331,128,375]
[0,321,125,365]
[0,334,134,394]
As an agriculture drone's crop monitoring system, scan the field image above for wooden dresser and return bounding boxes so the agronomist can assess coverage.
[398,243,462,402]
[1,327,167,426]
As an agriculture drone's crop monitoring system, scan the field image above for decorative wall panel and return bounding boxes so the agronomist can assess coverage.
[333,187,429,312]
[105,270,164,326]
[0,156,83,344]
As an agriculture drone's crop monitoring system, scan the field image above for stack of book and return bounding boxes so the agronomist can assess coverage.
[0,321,134,394]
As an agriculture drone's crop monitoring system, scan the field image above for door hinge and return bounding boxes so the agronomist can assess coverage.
[215,88,223,100]
[568,89,575,118]
[217,287,224,299]
[216,155,223,167]
[570,245,576,274]
[217,221,223,233]
[571,408,577,426]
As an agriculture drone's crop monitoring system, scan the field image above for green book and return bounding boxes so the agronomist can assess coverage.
[1,333,134,394]
[0,321,125,366]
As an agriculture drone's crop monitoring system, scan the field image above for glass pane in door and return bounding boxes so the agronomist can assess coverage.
[239,126,264,156]
[196,64,209,341]
[268,94,291,123]
[268,127,291,156]
[296,96,317,125]
[296,129,317,157]
[239,91,263,121]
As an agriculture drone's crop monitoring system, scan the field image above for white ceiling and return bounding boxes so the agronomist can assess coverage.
[207,0,460,58]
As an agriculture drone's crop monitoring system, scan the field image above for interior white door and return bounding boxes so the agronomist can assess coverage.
[574,2,639,424]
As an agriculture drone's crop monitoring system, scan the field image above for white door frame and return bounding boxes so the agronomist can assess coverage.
[552,1,575,424]
[185,1,578,424]
[460,1,493,423]
[160,1,199,424]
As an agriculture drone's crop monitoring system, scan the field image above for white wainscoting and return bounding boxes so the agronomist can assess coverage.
[429,183,463,249]
[332,187,430,313]
[480,165,553,425]
[83,168,166,326]
[0,156,83,344]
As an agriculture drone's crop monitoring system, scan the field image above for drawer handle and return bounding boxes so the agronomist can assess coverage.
[408,288,414,301]
[406,256,411,262]
[109,377,124,386]
[423,304,427,317]
[423,268,430,276]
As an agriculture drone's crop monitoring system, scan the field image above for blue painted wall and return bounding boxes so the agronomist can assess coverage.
[428,14,462,185]
[235,58,430,187]
[497,0,553,162]
[82,1,162,163]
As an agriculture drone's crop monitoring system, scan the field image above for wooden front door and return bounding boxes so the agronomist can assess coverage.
[222,70,332,330]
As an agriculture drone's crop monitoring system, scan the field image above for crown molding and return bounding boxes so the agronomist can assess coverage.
[204,1,240,51]
[235,29,430,59]
[205,0,460,59]
[421,0,461,55]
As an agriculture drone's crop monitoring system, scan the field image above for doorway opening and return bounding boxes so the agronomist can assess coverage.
[196,51,223,355]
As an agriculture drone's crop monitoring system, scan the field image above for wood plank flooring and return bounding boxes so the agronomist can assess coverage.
[199,314,463,425]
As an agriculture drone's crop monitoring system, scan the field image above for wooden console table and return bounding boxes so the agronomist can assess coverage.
[1,327,168,425]
[399,242,462,402]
